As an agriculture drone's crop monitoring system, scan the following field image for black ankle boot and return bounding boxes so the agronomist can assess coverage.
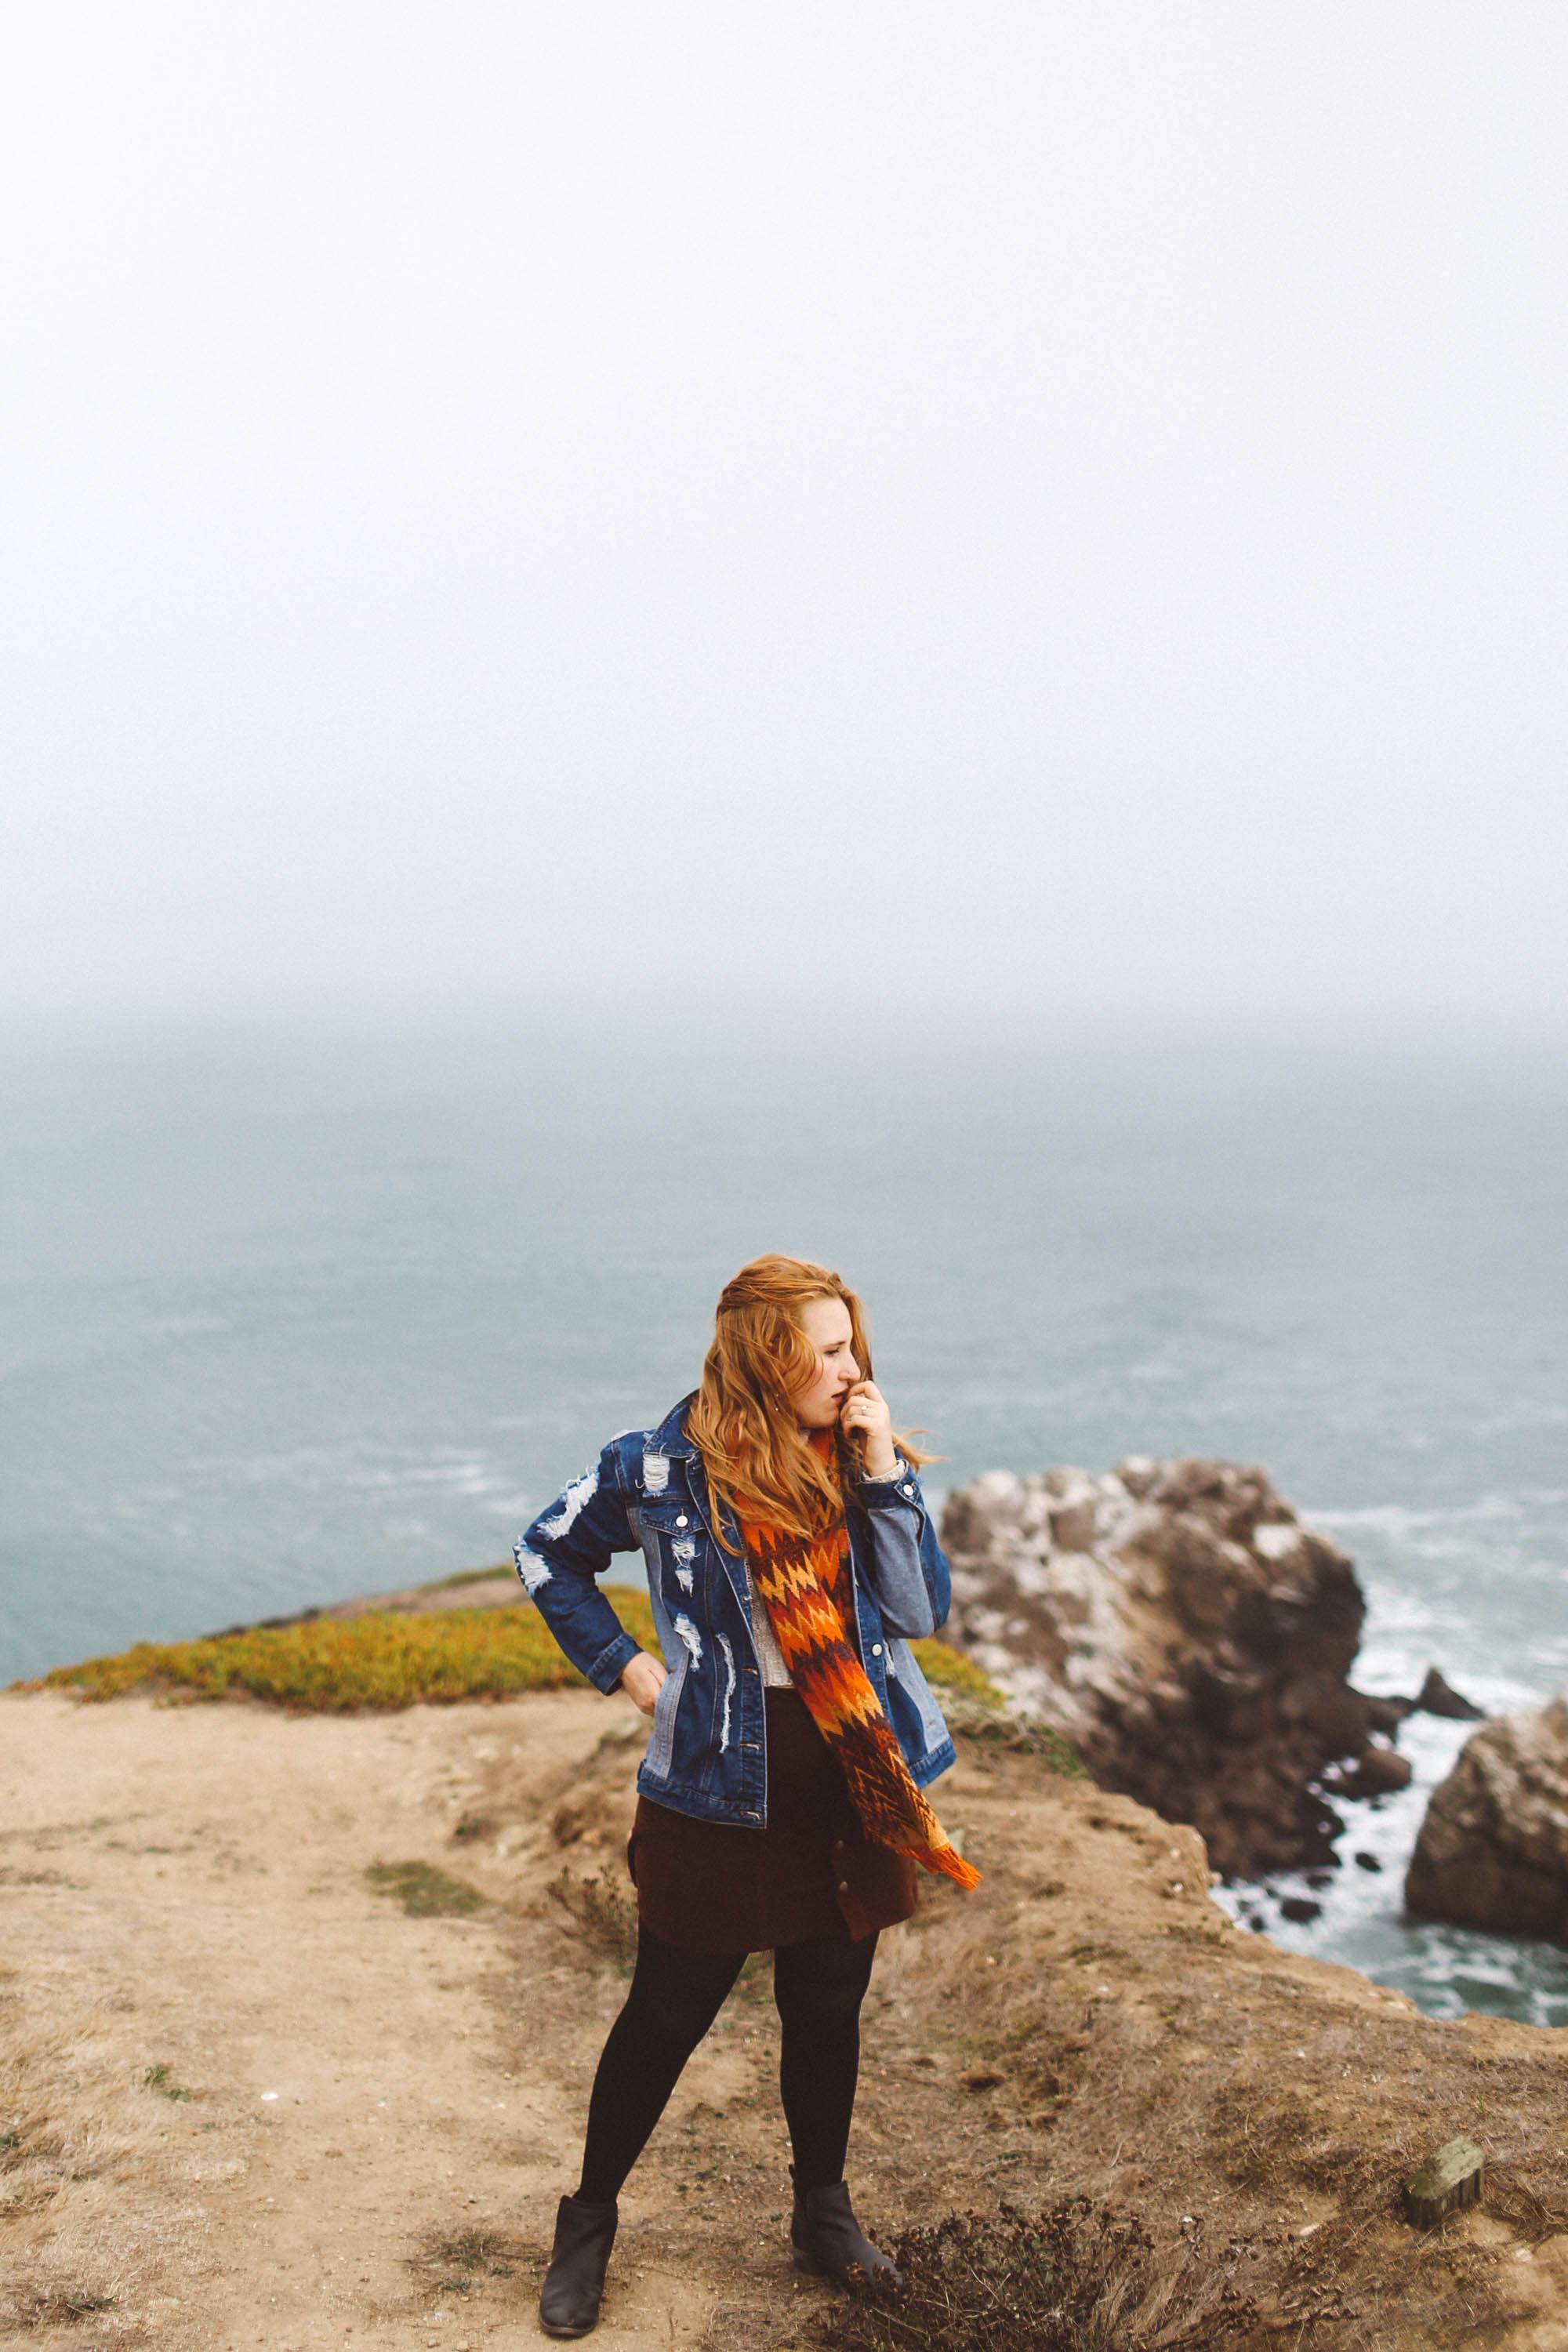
[539,2191,619,2338]
[789,2163,903,2288]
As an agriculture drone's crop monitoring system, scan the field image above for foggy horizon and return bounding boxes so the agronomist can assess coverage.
[5,6,1565,1037]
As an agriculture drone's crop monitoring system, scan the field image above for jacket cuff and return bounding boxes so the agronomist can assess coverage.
[586,1630,644,1695]
[858,1454,922,1505]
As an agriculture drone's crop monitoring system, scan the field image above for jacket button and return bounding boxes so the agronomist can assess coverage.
[676,1513,688,1526]
[901,1482,913,1497]
[871,1642,883,1657]
[838,1879,850,1893]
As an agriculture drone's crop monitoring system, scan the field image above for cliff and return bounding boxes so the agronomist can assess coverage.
[6,1649,1568,2350]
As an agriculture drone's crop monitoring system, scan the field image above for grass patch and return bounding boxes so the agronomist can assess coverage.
[365,1861,487,1918]
[18,1587,997,1722]
[410,2223,523,2297]
[140,2063,190,2102]
[909,1643,998,1701]
[431,2226,510,2271]
[939,1690,1087,1776]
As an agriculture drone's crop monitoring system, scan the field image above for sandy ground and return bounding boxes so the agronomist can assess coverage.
[1,1687,737,2351]
[7,1683,1568,2351]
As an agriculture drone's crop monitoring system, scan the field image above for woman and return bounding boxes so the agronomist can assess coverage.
[515,1254,978,2339]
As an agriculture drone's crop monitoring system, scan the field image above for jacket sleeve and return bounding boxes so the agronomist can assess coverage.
[514,1441,645,1694]
[854,1455,951,1638]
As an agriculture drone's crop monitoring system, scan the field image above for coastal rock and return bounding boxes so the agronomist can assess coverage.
[940,1455,1388,1878]
[1406,1697,1568,1943]
[1325,1741,1414,1800]
[1414,1665,1486,1722]
[1356,1667,1487,1732]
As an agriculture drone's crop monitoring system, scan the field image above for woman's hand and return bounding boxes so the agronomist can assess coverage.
[619,1651,668,1717]
[840,1380,898,1479]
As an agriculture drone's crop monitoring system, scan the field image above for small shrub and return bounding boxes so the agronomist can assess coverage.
[546,1866,639,1964]
[809,2200,1256,2352]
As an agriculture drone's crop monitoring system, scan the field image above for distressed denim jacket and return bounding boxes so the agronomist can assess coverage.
[514,1393,957,1828]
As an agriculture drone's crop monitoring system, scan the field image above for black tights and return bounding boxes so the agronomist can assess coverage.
[576,1922,878,2205]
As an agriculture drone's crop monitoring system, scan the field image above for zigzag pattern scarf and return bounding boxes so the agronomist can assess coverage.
[739,1435,981,1893]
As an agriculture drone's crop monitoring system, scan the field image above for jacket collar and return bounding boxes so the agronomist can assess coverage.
[648,1392,699,1459]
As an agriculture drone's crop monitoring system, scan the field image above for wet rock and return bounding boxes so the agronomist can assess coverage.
[1414,1666,1486,1722]
[1354,1851,1383,1872]
[1406,1697,1568,1943]
[1326,1744,1414,1801]
[1279,1896,1323,1924]
[1362,1693,1416,1734]
[941,1456,1383,1878]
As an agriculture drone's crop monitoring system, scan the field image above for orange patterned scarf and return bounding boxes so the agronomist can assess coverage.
[739,1433,981,1892]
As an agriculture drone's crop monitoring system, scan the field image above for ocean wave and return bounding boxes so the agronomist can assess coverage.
[1309,1495,1530,1536]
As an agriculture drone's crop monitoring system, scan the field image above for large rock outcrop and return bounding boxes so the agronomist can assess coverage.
[941,1455,1399,1878]
[1406,1697,1568,1942]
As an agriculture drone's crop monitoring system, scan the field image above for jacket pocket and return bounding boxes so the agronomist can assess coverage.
[885,1637,949,1755]
[633,1499,705,1603]
[642,1650,690,1782]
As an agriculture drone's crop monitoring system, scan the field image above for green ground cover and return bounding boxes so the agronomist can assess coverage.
[16,1591,1003,1715]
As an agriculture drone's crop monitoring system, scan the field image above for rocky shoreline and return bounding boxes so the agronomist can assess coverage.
[937,1455,1481,1886]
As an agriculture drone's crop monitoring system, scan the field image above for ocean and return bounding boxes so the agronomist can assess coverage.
[3,1011,1566,2021]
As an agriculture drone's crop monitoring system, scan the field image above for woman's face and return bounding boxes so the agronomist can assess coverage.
[791,1295,861,1429]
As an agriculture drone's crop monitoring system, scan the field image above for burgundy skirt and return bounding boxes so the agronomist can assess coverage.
[626,1686,919,1954]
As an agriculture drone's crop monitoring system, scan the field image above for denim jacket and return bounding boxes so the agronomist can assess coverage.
[514,1393,957,1827]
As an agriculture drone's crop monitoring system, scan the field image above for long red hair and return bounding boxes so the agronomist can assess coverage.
[686,1254,932,1552]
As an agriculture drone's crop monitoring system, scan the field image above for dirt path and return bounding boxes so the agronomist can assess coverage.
[0,1688,741,2350]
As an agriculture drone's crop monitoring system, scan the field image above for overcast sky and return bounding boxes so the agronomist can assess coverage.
[3,5,1564,1036]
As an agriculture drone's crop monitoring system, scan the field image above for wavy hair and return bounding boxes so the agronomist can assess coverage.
[686,1254,933,1552]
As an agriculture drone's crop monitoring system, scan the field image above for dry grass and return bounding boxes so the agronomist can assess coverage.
[2,2017,162,2224]
[0,2001,188,2334]
[14,1591,1000,1718]
[809,2200,1261,2352]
